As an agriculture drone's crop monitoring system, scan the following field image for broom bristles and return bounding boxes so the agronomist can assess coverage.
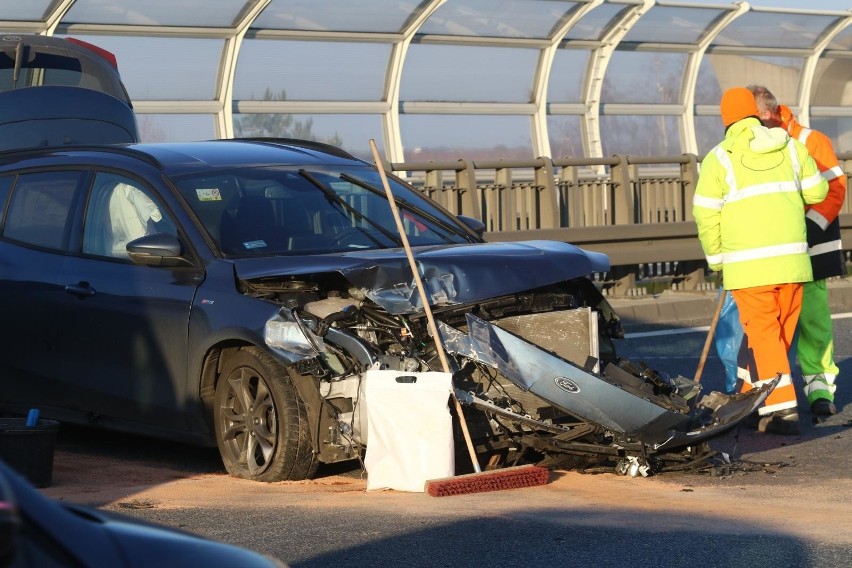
[424,465,550,497]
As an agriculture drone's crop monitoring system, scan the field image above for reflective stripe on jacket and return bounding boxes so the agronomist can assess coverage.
[693,117,829,290]
[779,105,846,279]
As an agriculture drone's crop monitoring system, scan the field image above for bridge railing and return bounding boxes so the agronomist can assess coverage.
[388,152,852,296]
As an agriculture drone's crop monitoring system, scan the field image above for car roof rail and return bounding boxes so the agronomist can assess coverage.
[0,144,163,169]
[231,137,357,160]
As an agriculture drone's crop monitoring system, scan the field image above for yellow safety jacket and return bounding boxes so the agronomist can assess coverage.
[693,117,829,290]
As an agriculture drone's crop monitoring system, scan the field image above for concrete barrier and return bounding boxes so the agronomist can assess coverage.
[609,279,852,326]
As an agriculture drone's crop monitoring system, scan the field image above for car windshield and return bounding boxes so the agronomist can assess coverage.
[171,165,474,256]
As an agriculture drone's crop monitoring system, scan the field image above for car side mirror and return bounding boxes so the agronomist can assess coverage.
[457,215,486,238]
[126,233,193,268]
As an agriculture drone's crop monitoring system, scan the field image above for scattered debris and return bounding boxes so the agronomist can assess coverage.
[117,499,157,510]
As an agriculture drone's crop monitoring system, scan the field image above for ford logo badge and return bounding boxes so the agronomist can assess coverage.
[554,377,580,393]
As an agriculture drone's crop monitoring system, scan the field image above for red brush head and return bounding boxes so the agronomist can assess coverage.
[425,465,549,497]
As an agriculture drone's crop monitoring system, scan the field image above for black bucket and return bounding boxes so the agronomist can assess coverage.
[0,418,59,488]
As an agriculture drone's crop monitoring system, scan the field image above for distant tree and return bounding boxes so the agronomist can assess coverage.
[549,116,584,159]
[136,115,168,143]
[598,54,683,156]
[234,88,343,147]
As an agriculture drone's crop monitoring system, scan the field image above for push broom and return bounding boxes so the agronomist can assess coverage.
[368,139,549,496]
[694,283,727,384]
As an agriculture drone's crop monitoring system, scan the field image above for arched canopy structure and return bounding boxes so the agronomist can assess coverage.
[2,0,850,161]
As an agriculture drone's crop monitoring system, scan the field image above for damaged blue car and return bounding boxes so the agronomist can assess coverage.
[0,136,773,481]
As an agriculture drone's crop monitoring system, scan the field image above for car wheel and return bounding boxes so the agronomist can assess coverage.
[214,346,318,481]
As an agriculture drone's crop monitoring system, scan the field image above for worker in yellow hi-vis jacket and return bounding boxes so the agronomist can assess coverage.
[693,87,828,435]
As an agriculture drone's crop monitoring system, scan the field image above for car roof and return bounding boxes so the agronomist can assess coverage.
[0,138,366,174]
[124,139,365,173]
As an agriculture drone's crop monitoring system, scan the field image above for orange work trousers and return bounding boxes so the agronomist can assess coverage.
[732,283,802,415]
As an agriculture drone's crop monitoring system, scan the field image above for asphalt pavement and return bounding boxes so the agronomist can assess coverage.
[43,281,852,568]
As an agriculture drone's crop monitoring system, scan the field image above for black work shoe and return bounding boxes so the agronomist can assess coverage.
[811,399,837,416]
[763,409,801,436]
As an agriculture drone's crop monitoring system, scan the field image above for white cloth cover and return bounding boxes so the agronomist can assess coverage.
[364,370,454,492]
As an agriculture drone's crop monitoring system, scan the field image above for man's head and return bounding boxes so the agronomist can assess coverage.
[746,84,783,128]
[720,87,760,129]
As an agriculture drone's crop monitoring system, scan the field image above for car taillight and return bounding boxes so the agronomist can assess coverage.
[65,37,118,69]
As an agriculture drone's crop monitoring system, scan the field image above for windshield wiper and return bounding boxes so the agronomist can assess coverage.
[338,173,475,242]
[297,169,402,247]
[12,41,24,88]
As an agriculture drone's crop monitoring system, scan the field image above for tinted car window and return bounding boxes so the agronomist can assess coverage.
[3,171,84,251]
[0,52,83,91]
[0,36,129,105]
[0,175,12,213]
[82,172,177,259]
[173,165,471,256]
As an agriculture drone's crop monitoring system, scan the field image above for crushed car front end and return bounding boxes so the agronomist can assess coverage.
[161,144,773,480]
[239,241,772,477]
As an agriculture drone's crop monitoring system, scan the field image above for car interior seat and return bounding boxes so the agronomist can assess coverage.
[219,195,281,253]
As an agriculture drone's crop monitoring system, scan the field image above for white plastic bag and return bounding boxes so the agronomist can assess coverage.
[364,370,454,492]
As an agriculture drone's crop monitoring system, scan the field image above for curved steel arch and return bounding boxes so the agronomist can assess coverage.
[680,2,749,155]
[0,0,849,160]
[384,0,446,163]
[219,0,271,139]
[532,0,603,159]
[582,0,654,159]
[44,0,75,35]
[798,14,852,126]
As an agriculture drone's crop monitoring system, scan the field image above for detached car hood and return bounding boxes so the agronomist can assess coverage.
[231,240,610,315]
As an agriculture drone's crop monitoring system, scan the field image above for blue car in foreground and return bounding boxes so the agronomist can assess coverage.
[0,460,283,567]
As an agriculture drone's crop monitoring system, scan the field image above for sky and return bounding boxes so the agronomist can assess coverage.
[654,0,848,8]
[743,0,850,8]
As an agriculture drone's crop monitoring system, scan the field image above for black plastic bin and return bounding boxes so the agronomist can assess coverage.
[0,418,59,488]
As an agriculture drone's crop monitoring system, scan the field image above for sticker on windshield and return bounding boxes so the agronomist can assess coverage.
[243,240,267,249]
[196,188,222,202]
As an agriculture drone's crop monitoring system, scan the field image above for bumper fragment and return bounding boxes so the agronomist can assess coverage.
[439,313,776,448]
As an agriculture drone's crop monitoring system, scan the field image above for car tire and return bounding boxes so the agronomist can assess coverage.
[214,346,318,481]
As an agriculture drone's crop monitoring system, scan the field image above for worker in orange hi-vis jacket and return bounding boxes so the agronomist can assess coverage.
[748,85,846,417]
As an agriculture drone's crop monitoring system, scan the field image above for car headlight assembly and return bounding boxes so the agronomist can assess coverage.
[264,310,323,356]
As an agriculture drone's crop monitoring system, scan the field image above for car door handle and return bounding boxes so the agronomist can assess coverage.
[65,282,96,297]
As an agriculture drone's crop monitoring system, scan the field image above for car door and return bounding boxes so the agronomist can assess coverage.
[62,170,202,432]
[0,170,90,414]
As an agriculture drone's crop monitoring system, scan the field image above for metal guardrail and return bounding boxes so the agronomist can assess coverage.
[389,152,852,296]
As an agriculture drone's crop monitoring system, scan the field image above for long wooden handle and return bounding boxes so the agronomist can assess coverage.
[694,289,726,383]
[369,139,481,473]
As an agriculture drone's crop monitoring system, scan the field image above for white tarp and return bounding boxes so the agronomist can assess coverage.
[364,369,454,492]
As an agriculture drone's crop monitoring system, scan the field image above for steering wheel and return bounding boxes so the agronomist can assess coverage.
[329,227,374,247]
